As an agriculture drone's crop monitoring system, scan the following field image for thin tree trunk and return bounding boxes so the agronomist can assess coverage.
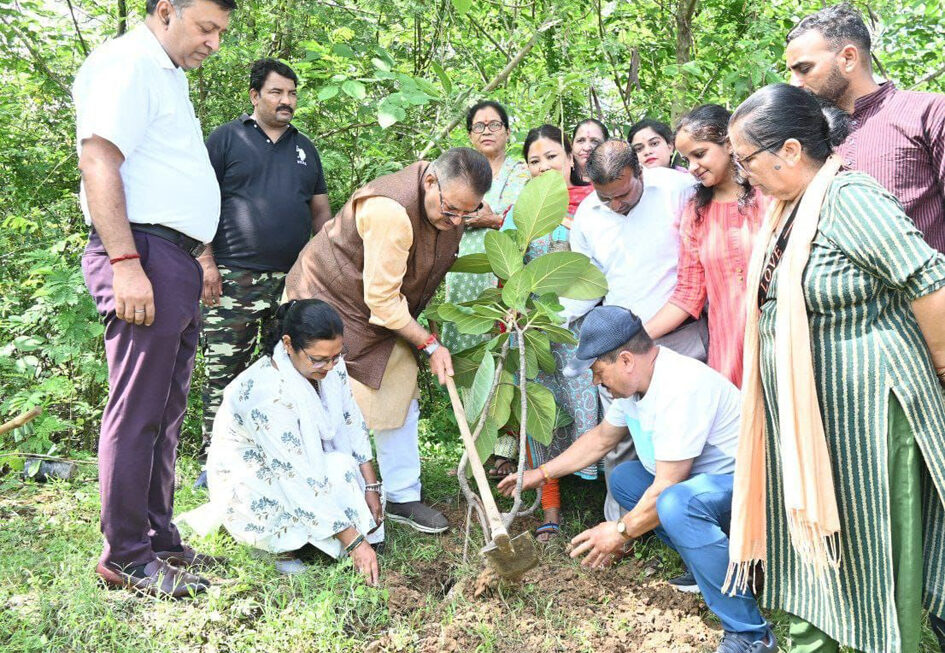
[117,0,127,36]
[418,17,559,159]
[672,0,699,119]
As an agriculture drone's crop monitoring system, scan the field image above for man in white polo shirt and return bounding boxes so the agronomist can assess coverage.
[499,306,775,653]
[75,0,235,597]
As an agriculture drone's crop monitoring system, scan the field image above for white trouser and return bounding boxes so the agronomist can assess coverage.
[373,399,421,503]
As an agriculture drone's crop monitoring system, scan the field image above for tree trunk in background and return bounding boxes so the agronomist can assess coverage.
[672,0,699,119]
[117,0,127,36]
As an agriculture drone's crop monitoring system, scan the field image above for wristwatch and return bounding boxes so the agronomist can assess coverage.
[420,334,441,356]
[615,519,631,540]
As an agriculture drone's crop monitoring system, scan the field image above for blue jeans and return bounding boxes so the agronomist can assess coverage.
[610,460,767,636]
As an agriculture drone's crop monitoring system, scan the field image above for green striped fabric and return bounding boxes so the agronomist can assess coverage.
[757,171,945,652]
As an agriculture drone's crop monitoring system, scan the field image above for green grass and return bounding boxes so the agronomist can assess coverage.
[1,409,942,651]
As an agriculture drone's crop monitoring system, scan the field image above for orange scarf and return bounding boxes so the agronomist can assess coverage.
[725,155,843,593]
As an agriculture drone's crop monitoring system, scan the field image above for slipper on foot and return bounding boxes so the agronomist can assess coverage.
[534,522,561,542]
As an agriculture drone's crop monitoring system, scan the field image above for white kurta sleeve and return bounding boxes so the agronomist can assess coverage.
[334,362,374,464]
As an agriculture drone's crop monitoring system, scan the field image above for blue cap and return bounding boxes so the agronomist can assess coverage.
[564,306,644,377]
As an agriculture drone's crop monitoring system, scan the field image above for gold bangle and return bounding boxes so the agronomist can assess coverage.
[539,465,551,483]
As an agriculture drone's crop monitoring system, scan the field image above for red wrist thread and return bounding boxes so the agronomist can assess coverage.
[418,334,438,350]
[109,254,141,265]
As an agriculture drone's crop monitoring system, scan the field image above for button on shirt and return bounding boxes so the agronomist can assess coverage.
[836,82,945,253]
[206,115,328,272]
[568,167,696,322]
[604,347,740,476]
[73,25,220,243]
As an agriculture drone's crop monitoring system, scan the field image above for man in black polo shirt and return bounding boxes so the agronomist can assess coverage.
[196,58,331,486]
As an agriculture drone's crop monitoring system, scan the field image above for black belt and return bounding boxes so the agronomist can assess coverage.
[92,224,206,258]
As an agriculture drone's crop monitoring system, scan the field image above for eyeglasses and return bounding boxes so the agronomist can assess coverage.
[434,176,482,222]
[733,142,780,177]
[302,346,347,370]
[470,120,505,134]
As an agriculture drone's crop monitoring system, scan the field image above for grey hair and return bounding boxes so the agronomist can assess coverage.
[146,0,237,15]
[586,140,642,186]
[430,147,492,196]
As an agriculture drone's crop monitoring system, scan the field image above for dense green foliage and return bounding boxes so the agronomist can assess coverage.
[1,0,943,457]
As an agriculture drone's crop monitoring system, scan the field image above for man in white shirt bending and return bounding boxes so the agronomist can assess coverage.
[498,306,775,653]
[566,139,707,520]
[568,139,705,360]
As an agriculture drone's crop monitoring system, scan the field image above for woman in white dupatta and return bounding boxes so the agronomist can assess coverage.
[206,299,383,583]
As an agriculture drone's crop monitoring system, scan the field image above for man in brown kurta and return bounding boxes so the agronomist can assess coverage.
[285,147,492,533]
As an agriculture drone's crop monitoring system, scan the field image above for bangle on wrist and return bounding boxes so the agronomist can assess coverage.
[418,334,437,350]
[109,253,141,265]
[365,482,382,494]
[344,533,365,555]
[538,464,551,484]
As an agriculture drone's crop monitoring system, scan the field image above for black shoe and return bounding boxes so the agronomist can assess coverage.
[668,570,700,594]
[385,501,448,534]
[714,628,777,653]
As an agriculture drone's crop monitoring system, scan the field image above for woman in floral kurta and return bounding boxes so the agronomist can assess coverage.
[204,300,383,580]
[441,101,531,352]
[501,125,599,539]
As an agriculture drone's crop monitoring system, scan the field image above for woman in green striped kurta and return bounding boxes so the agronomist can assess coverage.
[730,86,945,652]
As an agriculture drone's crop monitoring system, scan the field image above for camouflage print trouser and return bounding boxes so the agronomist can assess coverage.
[201,265,285,450]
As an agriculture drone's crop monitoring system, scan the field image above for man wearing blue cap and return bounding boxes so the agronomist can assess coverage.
[498,305,775,653]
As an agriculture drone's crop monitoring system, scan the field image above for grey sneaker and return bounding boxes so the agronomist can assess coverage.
[385,501,448,534]
[714,627,777,653]
[668,570,701,594]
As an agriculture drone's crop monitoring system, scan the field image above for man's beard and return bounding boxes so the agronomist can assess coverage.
[816,63,850,106]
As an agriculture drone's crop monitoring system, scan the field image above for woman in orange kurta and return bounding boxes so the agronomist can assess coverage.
[645,104,766,388]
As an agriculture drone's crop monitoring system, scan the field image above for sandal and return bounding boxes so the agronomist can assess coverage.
[534,522,561,543]
[487,456,517,479]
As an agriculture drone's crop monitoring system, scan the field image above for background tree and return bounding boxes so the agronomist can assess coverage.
[0,0,942,460]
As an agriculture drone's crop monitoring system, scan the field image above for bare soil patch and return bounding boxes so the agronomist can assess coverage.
[376,504,722,652]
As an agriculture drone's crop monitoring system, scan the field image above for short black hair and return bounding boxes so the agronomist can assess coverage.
[146,0,237,15]
[250,58,298,93]
[465,100,510,132]
[598,329,654,363]
[431,147,492,197]
[627,118,673,145]
[730,83,851,164]
[586,140,641,186]
[786,3,871,56]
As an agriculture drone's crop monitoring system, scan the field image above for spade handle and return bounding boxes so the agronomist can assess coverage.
[444,376,510,549]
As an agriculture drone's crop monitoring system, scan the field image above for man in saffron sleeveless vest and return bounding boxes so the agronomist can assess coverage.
[286,148,492,532]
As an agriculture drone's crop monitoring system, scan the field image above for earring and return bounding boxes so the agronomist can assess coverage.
[774,164,782,170]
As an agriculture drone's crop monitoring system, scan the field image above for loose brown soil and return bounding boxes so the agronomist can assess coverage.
[374,505,722,652]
